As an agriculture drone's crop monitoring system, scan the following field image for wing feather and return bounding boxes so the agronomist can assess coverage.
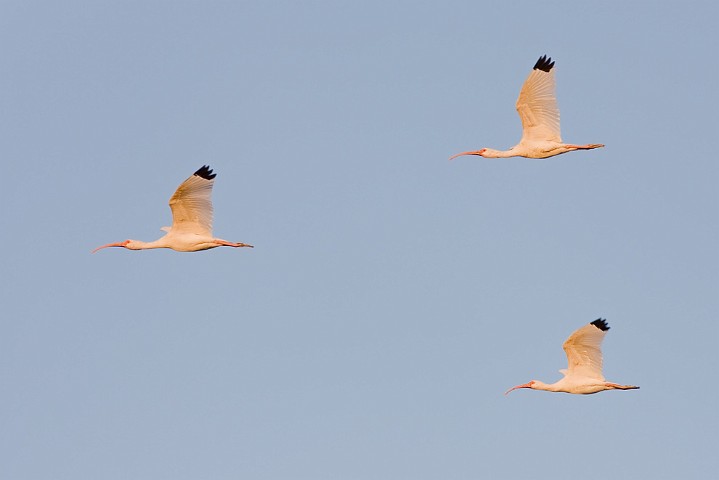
[516,55,562,144]
[168,165,216,236]
[562,319,608,380]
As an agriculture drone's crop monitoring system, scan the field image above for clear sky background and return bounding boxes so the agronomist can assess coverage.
[1,1,717,479]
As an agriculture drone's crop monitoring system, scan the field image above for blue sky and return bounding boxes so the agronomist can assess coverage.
[1,1,717,479]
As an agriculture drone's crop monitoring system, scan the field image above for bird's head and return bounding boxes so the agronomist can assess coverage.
[92,239,142,253]
[448,148,487,160]
[504,380,537,395]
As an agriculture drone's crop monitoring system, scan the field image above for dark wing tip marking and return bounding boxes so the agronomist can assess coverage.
[194,165,216,180]
[590,318,610,332]
[533,55,555,72]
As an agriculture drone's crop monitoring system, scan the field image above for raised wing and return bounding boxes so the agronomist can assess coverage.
[515,55,562,144]
[562,318,609,380]
[168,165,216,236]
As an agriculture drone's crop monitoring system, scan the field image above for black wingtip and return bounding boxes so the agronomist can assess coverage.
[590,318,610,332]
[533,54,555,72]
[194,165,216,180]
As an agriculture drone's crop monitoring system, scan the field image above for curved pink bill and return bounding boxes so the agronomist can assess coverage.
[504,382,533,396]
[448,150,482,161]
[92,241,126,254]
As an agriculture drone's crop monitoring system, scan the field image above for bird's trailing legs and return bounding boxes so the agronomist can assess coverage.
[217,239,254,248]
[567,143,605,151]
[605,382,639,390]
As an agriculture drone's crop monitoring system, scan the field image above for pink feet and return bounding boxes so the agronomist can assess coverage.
[217,240,254,248]
[605,382,639,390]
[569,143,605,150]
[230,242,254,248]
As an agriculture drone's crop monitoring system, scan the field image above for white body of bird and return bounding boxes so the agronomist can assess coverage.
[450,55,604,160]
[93,165,253,253]
[505,319,639,395]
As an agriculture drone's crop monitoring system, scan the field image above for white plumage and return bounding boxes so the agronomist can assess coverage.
[167,168,216,236]
[560,320,607,381]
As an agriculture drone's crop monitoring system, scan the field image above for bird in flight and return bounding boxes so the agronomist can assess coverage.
[449,55,604,160]
[93,165,253,253]
[505,319,639,395]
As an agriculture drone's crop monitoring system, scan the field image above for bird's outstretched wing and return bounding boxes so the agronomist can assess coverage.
[562,318,609,380]
[168,165,216,236]
[515,55,562,144]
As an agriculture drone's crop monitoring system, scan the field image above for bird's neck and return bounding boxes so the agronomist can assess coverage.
[126,239,168,250]
[532,380,562,392]
[482,148,516,158]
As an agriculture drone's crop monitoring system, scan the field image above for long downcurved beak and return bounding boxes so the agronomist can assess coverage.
[92,242,126,254]
[504,382,533,396]
[449,150,483,161]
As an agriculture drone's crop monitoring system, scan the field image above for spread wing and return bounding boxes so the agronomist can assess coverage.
[562,319,609,380]
[168,165,216,236]
[516,55,562,144]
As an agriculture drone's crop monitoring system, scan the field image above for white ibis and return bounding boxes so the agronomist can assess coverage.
[93,165,253,253]
[449,55,604,160]
[505,319,639,395]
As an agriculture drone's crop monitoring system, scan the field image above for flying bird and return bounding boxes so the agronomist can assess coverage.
[449,55,604,160]
[505,319,639,395]
[93,165,253,253]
